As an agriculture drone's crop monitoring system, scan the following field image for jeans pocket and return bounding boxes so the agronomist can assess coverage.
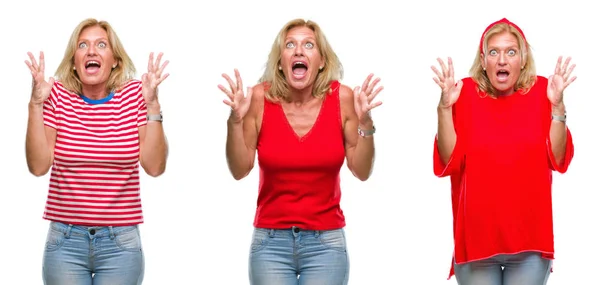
[45,226,66,252]
[319,229,347,253]
[249,228,270,254]
[115,227,142,252]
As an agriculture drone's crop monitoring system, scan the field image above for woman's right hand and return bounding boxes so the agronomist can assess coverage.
[219,69,253,124]
[431,57,462,109]
[25,51,54,106]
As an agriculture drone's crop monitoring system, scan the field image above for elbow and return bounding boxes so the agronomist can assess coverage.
[231,166,252,181]
[27,163,50,177]
[142,162,166,177]
[355,171,371,182]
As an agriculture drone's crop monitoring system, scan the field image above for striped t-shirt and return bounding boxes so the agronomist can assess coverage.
[42,79,148,226]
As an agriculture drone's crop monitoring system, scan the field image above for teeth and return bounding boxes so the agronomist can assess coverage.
[86,61,100,67]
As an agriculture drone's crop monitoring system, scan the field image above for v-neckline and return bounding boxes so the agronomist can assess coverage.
[278,95,327,142]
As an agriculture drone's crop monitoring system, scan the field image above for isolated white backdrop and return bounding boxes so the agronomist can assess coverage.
[1,0,597,284]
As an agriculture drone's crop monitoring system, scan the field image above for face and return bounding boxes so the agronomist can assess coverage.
[73,25,117,88]
[280,26,325,91]
[480,31,522,95]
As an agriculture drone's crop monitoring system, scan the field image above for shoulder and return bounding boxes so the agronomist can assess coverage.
[252,82,267,103]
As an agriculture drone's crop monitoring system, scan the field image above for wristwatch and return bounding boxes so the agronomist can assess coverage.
[147,111,163,122]
[358,125,376,137]
[551,111,566,123]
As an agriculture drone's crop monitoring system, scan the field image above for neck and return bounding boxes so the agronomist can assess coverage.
[82,83,109,100]
[287,86,314,104]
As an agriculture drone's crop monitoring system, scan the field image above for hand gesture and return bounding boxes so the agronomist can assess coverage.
[353,73,383,125]
[432,57,462,108]
[219,69,253,123]
[142,52,169,107]
[547,56,576,106]
[25,51,54,105]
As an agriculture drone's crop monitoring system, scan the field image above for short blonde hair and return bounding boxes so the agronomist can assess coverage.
[259,19,343,102]
[55,18,136,95]
[469,20,536,97]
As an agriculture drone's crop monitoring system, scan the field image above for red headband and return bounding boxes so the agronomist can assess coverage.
[479,18,527,53]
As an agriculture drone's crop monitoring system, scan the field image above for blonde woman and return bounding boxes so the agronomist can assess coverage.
[25,18,169,285]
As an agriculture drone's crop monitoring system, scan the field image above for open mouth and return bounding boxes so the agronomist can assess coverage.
[85,60,101,73]
[496,69,509,81]
[292,61,308,76]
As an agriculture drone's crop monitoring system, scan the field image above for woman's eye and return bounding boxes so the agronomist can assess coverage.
[286,42,295,48]
[305,42,314,49]
[98,42,107,48]
[78,42,87,48]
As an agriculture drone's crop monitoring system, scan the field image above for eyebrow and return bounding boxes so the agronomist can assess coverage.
[78,38,109,42]
[284,37,316,42]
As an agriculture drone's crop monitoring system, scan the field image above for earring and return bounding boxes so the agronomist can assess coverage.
[319,66,323,70]
[73,66,76,70]
[278,66,282,70]
[483,67,486,71]
[521,66,524,69]
[112,65,117,69]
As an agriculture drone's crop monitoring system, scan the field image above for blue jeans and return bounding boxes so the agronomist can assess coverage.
[454,251,552,285]
[249,227,350,285]
[42,221,145,285]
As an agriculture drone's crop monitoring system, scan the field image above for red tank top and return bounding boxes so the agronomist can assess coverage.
[254,80,346,230]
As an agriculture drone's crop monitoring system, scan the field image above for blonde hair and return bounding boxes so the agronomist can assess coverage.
[259,18,343,102]
[469,22,536,97]
[55,18,136,95]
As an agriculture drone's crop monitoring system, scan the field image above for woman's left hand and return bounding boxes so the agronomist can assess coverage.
[142,52,170,107]
[354,73,383,125]
[547,56,576,106]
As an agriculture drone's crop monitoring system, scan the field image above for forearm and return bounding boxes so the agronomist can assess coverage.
[226,116,252,180]
[436,105,456,165]
[350,120,375,181]
[25,102,51,176]
[140,104,168,177]
[550,102,567,166]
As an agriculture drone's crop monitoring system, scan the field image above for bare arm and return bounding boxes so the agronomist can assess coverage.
[341,85,375,181]
[225,84,262,180]
[139,103,168,177]
[549,102,567,166]
[436,105,456,165]
[25,102,56,176]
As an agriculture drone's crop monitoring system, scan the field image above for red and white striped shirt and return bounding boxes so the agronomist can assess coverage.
[42,79,147,226]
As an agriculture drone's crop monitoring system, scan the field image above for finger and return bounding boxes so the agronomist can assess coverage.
[235,68,244,93]
[48,77,55,89]
[431,66,443,80]
[222,100,234,108]
[157,60,169,76]
[367,86,384,102]
[554,56,562,75]
[562,56,571,73]
[27,52,39,71]
[368,101,383,110]
[361,73,374,92]
[155,52,164,70]
[157,73,170,85]
[353,86,361,100]
[222,73,236,93]
[436,57,448,76]
[448,57,455,79]
[148,52,154,72]
[432,77,445,90]
[39,51,46,74]
[218,84,234,101]
[564,76,577,88]
[365,77,380,95]
[25,60,36,74]
[564,64,576,80]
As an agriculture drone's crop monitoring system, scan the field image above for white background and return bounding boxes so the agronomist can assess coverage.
[1,0,598,284]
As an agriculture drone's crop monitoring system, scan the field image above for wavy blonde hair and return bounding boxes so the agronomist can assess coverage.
[259,19,343,102]
[55,18,136,95]
[469,22,537,97]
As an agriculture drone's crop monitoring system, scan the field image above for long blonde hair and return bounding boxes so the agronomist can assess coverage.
[469,21,537,97]
[55,18,136,95]
[259,19,343,102]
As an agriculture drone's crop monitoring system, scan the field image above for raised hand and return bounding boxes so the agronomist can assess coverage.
[25,51,54,105]
[432,57,462,108]
[547,56,576,106]
[353,73,383,125]
[142,52,169,106]
[219,69,253,123]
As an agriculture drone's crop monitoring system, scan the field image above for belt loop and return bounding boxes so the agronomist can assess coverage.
[315,230,321,238]
[109,226,115,239]
[65,224,73,239]
[268,229,275,238]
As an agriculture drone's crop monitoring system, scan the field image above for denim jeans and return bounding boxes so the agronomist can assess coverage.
[249,227,350,285]
[454,251,552,285]
[42,221,145,285]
